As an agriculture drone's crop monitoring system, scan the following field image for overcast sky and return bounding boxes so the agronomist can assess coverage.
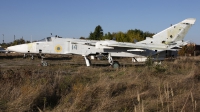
[0,0,199,44]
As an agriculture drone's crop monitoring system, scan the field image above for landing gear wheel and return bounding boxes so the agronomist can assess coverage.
[41,61,48,66]
[112,61,120,69]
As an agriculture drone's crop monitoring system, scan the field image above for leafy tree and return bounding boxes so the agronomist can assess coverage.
[12,38,26,45]
[88,26,154,42]
[89,25,103,40]
[114,32,130,42]
[126,29,153,42]
[0,43,7,48]
[89,32,95,40]
[102,32,113,40]
[80,37,85,39]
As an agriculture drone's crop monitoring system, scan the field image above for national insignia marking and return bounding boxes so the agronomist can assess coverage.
[55,45,62,52]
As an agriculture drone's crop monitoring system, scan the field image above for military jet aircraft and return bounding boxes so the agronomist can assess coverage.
[7,18,196,67]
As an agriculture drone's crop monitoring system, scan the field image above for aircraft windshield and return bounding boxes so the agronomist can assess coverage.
[47,37,52,42]
[38,38,46,42]
[37,37,52,42]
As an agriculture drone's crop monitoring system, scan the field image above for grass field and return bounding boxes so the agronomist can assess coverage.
[0,54,200,111]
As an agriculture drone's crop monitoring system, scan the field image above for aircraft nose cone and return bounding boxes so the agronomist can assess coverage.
[7,46,15,51]
[7,44,28,53]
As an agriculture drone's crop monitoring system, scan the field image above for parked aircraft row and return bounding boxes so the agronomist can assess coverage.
[7,18,196,67]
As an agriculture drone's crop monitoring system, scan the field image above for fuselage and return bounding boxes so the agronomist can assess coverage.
[7,36,176,59]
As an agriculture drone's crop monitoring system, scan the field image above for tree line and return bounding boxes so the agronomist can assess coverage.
[88,25,154,42]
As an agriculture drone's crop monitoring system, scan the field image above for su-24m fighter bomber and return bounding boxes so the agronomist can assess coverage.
[7,18,196,67]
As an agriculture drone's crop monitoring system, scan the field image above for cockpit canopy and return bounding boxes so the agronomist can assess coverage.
[38,37,52,42]
[38,38,46,42]
[47,37,52,42]
[37,36,62,42]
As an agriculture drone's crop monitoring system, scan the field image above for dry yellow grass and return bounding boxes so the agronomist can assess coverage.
[0,55,200,111]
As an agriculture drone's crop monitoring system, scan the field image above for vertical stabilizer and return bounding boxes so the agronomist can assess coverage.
[138,18,196,44]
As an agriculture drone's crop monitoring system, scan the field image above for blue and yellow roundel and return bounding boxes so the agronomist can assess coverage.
[55,45,62,53]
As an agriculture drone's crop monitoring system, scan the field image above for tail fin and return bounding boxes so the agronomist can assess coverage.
[138,18,196,44]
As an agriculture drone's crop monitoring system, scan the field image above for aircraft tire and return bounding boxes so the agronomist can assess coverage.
[112,61,120,69]
[42,61,48,66]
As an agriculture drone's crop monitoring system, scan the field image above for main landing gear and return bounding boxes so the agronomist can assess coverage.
[83,54,120,68]
[112,61,120,68]
[108,53,120,68]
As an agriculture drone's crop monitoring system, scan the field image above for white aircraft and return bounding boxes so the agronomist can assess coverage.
[7,18,196,67]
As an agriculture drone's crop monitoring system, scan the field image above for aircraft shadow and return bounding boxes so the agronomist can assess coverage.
[43,57,72,60]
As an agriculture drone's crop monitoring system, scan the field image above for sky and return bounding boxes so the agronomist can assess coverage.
[0,0,199,44]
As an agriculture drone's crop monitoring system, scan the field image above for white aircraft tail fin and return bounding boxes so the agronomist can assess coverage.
[138,18,196,44]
